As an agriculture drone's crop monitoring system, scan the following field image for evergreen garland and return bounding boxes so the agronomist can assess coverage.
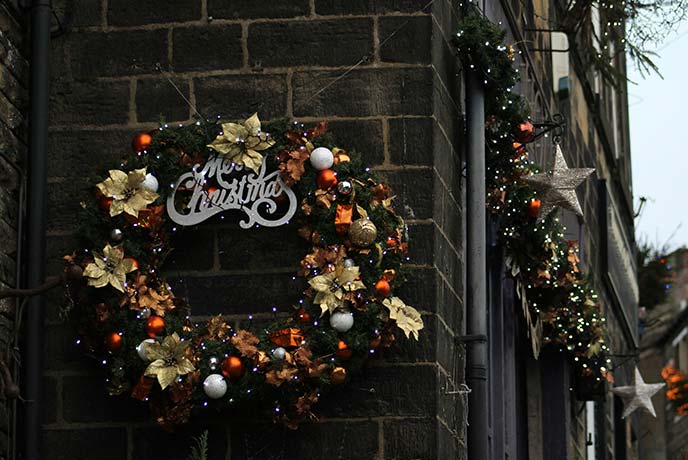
[454,10,611,391]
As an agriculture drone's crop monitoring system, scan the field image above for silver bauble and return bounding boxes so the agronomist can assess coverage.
[272,347,287,360]
[348,218,378,247]
[208,356,220,371]
[203,374,227,399]
[342,258,355,268]
[330,310,354,332]
[110,228,124,242]
[337,180,353,195]
[136,338,156,361]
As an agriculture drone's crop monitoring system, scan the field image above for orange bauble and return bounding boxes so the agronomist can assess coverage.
[375,278,391,297]
[528,198,541,218]
[515,121,535,143]
[221,356,245,381]
[98,196,113,211]
[335,340,352,361]
[295,308,312,324]
[105,332,123,352]
[316,169,338,190]
[513,142,526,156]
[145,315,165,338]
[132,133,153,153]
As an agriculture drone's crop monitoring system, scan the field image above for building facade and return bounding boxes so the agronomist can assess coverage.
[0,0,641,458]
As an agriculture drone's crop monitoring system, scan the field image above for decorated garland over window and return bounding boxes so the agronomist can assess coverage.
[454,11,612,389]
[63,115,423,429]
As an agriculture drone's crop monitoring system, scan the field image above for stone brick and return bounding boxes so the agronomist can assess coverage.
[319,364,437,417]
[164,227,216,271]
[53,0,102,27]
[69,30,168,77]
[407,222,433,265]
[173,25,243,72]
[384,312,436,363]
[42,376,59,425]
[316,0,431,15]
[389,117,433,165]
[0,61,28,113]
[50,79,130,125]
[173,273,305,316]
[108,0,201,25]
[382,167,434,219]
[48,129,134,179]
[248,19,373,68]
[384,418,437,459]
[132,425,228,460]
[231,420,378,460]
[136,78,191,122]
[47,179,87,232]
[43,324,92,371]
[397,267,437,312]
[293,67,433,117]
[43,428,128,460]
[208,0,310,19]
[380,16,432,64]
[217,224,307,270]
[195,74,288,120]
[326,119,384,165]
[62,375,149,422]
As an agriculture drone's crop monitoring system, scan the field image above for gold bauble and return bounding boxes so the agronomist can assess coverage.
[330,366,347,385]
[348,218,377,247]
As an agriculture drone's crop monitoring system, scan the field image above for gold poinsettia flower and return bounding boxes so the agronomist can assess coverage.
[143,333,196,389]
[308,262,366,316]
[382,297,424,341]
[96,167,159,218]
[207,113,275,174]
[123,274,176,316]
[83,244,137,293]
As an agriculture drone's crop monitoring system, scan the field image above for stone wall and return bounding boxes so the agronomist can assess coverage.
[0,0,25,457]
[44,1,466,459]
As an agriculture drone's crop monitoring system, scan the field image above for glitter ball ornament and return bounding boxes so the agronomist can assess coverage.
[145,315,165,338]
[136,338,156,360]
[208,356,220,371]
[105,332,123,352]
[349,218,378,247]
[273,347,287,360]
[316,169,338,190]
[309,147,334,170]
[342,258,355,268]
[221,356,245,382]
[203,374,227,399]
[330,310,354,332]
[141,173,159,193]
[110,228,124,242]
[132,133,152,153]
[337,180,353,195]
[335,340,352,361]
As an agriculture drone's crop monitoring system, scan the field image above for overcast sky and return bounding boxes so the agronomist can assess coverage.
[629,25,688,251]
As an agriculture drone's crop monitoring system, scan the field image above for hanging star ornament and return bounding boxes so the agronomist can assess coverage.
[611,367,665,418]
[524,144,595,219]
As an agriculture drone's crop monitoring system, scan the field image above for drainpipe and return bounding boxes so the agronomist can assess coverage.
[24,0,51,459]
[465,70,488,460]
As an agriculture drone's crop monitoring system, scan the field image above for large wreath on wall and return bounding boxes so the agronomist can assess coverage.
[62,114,423,429]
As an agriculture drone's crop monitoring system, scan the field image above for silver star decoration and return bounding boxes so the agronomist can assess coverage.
[524,144,594,219]
[611,367,665,418]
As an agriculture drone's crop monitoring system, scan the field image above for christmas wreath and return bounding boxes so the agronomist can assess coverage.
[62,115,423,429]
